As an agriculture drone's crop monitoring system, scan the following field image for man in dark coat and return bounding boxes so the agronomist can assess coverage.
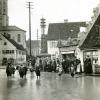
[35,66,40,79]
[84,56,93,74]
[62,59,66,73]
[52,59,57,72]
[6,63,12,77]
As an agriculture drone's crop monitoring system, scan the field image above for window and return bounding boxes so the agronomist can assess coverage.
[9,50,12,54]
[19,51,21,54]
[0,10,1,14]
[17,34,21,42]
[22,52,25,55]
[2,50,6,54]
[11,50,14,54]
[6,50,9,54]
[2,50,14,54]
[0,37,2,40]
[50,41,57,48]
[3,9,6,15]
[4,42,7,45]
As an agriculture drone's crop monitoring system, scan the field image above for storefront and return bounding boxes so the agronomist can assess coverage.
[79,11,100,73]
[59,46,77,59]
[83,49,99,73]
[61,51,75,59]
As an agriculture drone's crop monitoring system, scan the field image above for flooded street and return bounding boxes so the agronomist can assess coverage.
[0,69,100,100]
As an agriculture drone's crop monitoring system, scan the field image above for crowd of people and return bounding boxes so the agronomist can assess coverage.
[29,56,83,77]
[6,55,93,79]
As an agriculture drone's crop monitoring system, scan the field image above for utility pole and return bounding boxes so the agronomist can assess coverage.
[37,29,38,42]
[27,2,33,62]
[37,29,39,55]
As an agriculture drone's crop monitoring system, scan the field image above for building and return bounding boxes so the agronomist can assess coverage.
[79,4,100,73]
[57,38,79,59]
[47,21,86,59]
[0,26,26,48]
[0,0,26,65]
[0,33,26,65]
[0,0,9,26]
[41,34,47,53]
[26,40,41,57]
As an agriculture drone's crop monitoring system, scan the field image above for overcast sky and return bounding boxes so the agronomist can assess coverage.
[8,0,100,40]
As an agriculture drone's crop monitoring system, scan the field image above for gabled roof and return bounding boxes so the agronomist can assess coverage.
[0,26,26,32]
[47,22,86,40]
[3,34,25,51]
[80,14,100,50]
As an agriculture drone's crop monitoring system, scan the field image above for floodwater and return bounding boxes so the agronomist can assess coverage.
[0,69,100,100]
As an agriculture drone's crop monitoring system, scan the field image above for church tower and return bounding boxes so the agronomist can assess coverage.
[40,17,47,53]
[0,0,9,26]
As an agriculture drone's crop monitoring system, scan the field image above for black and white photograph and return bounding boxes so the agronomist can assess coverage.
[0,0,100,100]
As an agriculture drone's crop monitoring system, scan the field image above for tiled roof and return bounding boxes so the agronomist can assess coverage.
[3,34,25,51]
[47,22,86,40]
[80,14,100,49]
[0,26,26,32]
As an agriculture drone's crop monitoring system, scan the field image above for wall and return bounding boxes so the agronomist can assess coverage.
[0,34,16,65]
[1,30,26,48]
[47,40,59,57]
[16,50,26,64]
[0,34,26,65]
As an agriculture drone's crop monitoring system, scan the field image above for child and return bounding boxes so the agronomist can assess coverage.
[70,64,75,77]
[58,64,63,76]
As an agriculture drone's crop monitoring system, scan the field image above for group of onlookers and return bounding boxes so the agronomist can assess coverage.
[32,56,93,77]
[31,57,83,77]
[6,55,93,79]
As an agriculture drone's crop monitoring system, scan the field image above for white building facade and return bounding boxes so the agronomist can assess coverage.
[47,40,59,58]
[0,33,26,65]
[0,0,26,66]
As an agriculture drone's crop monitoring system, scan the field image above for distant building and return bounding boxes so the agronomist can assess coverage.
[47,21,86,58]
[40,17,47,53]
[26,40,41,57]
[0,33,26,65]
[0,0,9,26]
[0,26,26,48]
[41,34,47,53]
[0,0,26,65]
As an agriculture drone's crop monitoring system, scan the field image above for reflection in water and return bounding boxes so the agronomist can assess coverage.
[92,77,96,87]
[2,71,100,100]
[19,79,27,87]
[30,73,34,79]
[7,80,14,89]
[36,79,41,88]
